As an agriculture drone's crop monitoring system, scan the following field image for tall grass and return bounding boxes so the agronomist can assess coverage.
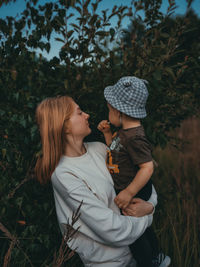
[153,117,200,267]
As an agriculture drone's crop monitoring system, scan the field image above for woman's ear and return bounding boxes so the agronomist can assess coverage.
[63,120,71,135]
[62,125,71,144]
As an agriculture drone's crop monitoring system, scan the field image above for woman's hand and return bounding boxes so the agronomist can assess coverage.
[122,198,153,217]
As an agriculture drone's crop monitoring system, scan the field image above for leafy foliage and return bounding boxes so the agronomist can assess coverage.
[0,0,199,266]
[0,0,17,7]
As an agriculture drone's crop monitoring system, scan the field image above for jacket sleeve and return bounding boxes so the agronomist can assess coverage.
[147,185,157,213]
[142,185,157,226]
[53,173,150,247]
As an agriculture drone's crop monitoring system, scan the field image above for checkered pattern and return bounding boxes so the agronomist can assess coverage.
[104,76,149,119]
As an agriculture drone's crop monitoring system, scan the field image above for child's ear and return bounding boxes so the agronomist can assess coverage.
[113,108,120,116]
[117,110,121,117]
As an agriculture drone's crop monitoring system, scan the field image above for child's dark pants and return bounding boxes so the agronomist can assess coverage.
[115,188,159,267]
[129,226,159,267]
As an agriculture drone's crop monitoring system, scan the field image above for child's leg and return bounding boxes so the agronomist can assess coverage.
[145,226,160,259]
[146,227,171,267]
[129,229,153,267]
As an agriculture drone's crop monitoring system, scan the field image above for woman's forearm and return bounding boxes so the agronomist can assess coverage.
[147,185,157,210]
[53,173,150,247]
[122,185,157,217]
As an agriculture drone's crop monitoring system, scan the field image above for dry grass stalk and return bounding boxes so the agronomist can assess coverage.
[52,201,82,267]
[7,176,32,199]
[0,222,14,241]
[7,156,36,199]
[0,221,34,267]
[3,240,15,267]
[0,222,19,267]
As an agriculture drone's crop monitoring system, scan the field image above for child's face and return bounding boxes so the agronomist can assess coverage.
[107,103,121,127]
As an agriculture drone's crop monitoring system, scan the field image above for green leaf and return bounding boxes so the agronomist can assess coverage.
[64,80,68,89]
[67,30,74,38]
[96,31,108,36]
[2,148,6,159]
[109,28,115,37]
[160,33,170,38]
[153,69,161,80]
[165,67,175,80]
[75,6,82,15]
[55,37,65,43]
[89,14,98,25]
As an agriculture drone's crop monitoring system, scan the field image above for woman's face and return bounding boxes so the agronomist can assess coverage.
[66,101,91,139]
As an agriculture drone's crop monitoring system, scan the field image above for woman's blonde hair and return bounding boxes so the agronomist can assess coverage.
[35,96,74,184]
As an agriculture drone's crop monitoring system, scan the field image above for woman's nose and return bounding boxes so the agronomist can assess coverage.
[84,112,90,119]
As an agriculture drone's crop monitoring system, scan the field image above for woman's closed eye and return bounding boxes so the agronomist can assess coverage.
[77,107,82,115]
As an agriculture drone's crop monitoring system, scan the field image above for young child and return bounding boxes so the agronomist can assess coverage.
[98,76,170,267]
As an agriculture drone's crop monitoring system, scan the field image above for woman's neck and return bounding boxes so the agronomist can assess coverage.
[64,138,86,157]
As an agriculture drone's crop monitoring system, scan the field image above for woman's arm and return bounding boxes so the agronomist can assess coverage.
[53,173,152,248]
[147,185,157,210]
[122,185,157,217]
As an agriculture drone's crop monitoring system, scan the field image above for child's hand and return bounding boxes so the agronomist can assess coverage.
[114,189,133,209]
[97,120,111,134]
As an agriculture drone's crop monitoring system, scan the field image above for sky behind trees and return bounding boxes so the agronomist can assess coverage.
[1,0,200,18]
[0,0,199,59]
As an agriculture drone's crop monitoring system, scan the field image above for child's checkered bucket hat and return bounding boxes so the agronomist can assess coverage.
[104,76,149,119]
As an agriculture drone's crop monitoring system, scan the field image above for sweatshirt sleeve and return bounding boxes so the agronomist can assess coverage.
[146,185,157,226]
[53,173,150,247]
[148,185,157,209]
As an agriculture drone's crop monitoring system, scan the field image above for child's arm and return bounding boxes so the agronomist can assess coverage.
[114,161,154,209]
[97,120,112,146]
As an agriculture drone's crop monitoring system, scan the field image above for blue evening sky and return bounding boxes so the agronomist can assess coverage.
[0,0,199,59]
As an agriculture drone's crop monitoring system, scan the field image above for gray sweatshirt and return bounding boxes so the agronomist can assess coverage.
[51,142,157,267]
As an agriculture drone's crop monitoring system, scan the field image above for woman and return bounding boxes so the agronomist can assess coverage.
[35,96,157,267]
